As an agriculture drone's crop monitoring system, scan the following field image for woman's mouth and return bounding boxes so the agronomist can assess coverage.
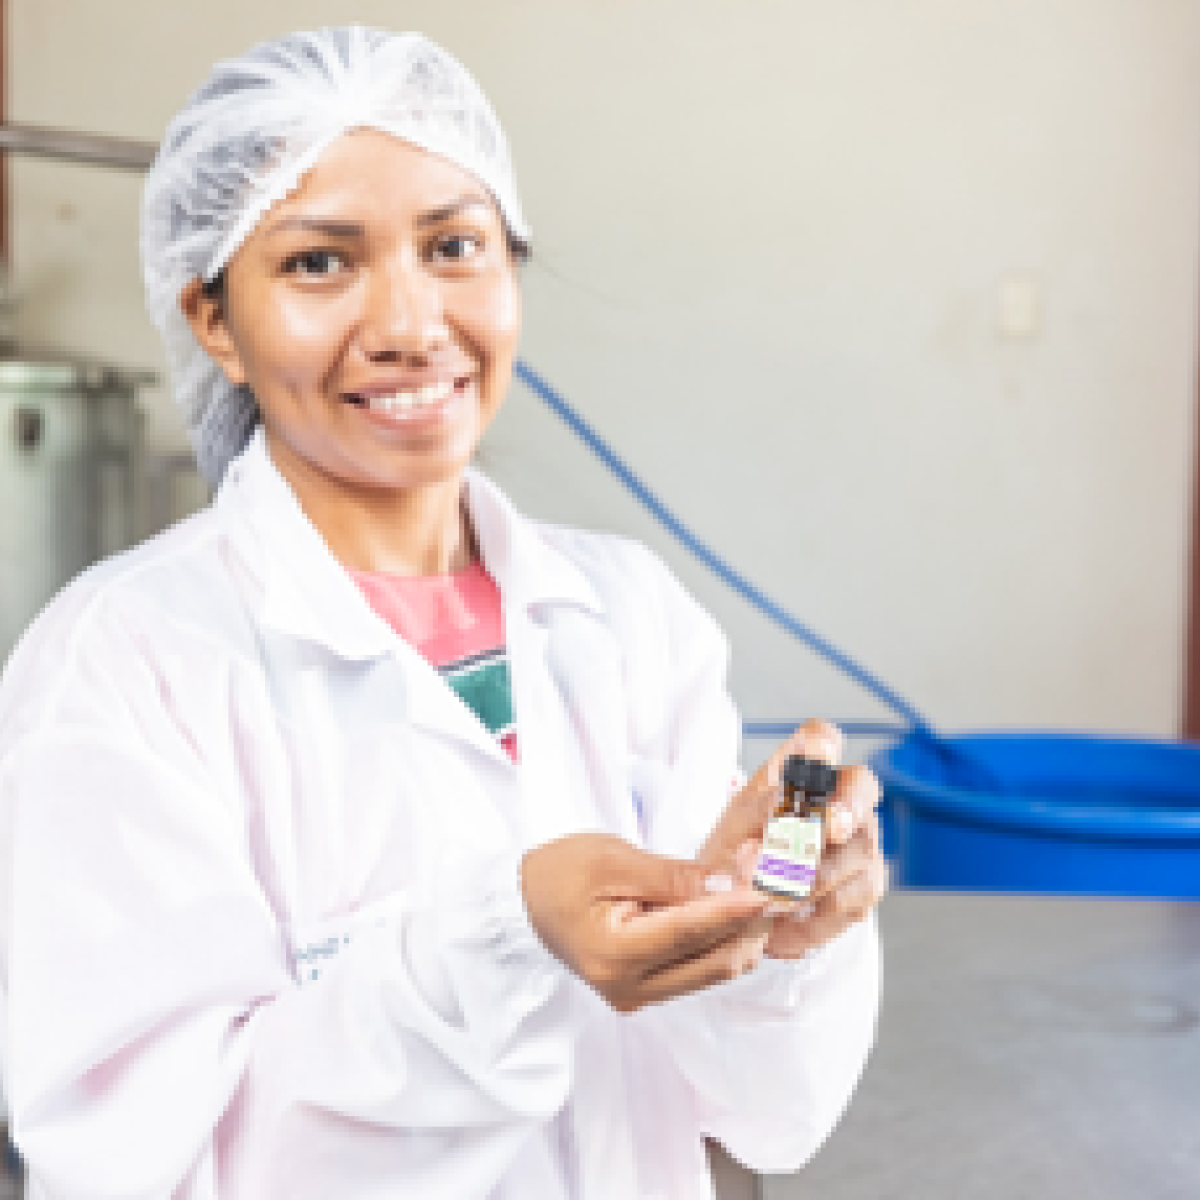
[343,376,472,422]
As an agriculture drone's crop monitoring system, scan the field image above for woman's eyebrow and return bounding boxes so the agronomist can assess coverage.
[266,217,365,239]
[415,196,493,226]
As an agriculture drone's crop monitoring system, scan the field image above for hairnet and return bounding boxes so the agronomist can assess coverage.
[140,26,530,485]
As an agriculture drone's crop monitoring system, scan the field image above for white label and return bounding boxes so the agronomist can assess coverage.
[754,814,823,899]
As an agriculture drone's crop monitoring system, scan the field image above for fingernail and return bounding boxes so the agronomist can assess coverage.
[789,901,816,922]
[704,873,735,893]
[832,807,854,840]
[766,900,793,916]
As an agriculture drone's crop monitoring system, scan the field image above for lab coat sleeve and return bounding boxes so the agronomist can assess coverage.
[629,546,882,1174]
[0,608,574,1199]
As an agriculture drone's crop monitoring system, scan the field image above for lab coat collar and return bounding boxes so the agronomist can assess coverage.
[464,466,605,618]
[217,426,604,663]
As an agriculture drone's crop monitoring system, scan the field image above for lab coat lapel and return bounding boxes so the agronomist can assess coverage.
[220,428,394,663]
[382,642,515,768]
[218,431,513,767]
[466,470,640,846]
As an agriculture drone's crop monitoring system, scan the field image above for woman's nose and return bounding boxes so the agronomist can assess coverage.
[357,256,450,358]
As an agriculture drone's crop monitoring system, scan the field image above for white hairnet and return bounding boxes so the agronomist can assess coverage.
[141,26,530,485]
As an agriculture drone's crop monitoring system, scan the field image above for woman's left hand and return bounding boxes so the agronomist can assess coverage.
[697,719,889,961]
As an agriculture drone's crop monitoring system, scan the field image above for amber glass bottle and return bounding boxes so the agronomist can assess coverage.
[753,755,840,899]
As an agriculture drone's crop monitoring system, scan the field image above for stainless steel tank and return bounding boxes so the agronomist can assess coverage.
[0,346,153,662]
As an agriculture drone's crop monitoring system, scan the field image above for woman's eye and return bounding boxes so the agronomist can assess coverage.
[432,234,483,262]
[285,249,349,277]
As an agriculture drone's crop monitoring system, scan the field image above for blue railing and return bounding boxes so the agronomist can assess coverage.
[516,359,1009,790]
[515,360,921,738]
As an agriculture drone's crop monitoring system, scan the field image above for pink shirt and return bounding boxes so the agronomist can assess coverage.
[350,560,519,761]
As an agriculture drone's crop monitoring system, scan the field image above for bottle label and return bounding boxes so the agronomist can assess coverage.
[754,814,823,899]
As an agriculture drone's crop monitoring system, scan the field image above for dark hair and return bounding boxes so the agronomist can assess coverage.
[201,273,226,304]
[507,232,532,265]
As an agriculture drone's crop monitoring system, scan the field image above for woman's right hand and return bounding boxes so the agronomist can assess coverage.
[520,833,772,1012]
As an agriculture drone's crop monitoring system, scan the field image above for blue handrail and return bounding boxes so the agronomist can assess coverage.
[515,359,996,782]
[744,720,908,740]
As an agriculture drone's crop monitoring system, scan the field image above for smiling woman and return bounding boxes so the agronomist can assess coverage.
[181,132,523,574]
[0,25,883,1200]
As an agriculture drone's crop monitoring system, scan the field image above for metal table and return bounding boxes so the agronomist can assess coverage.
[761,892,1200,1199]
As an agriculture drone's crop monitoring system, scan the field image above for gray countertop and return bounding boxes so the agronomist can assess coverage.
[762,892,1200,1199]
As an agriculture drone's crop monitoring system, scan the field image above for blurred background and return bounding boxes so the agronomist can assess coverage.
[1,2,1198,1197]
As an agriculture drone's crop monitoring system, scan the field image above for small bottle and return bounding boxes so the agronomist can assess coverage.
[753,755,839,899]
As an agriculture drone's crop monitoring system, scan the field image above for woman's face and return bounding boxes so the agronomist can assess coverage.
[186,129,522,494]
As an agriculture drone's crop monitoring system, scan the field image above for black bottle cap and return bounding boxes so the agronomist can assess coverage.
[783,755,840,798]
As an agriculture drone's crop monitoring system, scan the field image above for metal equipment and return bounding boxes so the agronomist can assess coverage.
[0,345,153,661]
[0,122,162,664]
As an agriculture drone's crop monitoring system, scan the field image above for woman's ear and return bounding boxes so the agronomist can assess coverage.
[178,277,249,387]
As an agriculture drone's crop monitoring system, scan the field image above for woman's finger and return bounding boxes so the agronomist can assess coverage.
[770,854,889,957]
[734,838,761,886]
[699,775,777,865]
[810,822,877,900]
[763,719,844,787]
[824,765,881,846]
[819,858,886,923]
[700,720,846,870]
[572,836,699,904]
[612,888,770,977]
[622,929,772,1010]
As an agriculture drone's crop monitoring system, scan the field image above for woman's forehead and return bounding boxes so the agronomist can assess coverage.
[258,129,499,235]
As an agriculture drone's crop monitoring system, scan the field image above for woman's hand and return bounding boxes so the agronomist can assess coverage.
[521,833,773,1012]
[698,720,889,961]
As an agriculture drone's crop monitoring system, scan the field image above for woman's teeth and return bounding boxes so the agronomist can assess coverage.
[363,380,455,413]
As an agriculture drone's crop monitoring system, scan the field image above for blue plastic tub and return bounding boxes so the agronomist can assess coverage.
[869,731,1200,898]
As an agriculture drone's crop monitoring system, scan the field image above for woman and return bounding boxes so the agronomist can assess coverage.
[0,28,884,1200]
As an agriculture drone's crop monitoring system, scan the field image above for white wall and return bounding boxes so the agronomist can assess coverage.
[9,0,1200,747]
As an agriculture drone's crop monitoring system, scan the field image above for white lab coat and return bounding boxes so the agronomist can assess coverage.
[0,427,879,1200]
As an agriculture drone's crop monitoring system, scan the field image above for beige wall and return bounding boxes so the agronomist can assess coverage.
[9,0,1200,745]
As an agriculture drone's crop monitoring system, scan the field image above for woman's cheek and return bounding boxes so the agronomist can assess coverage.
[266,287,356,360]
[234,281,352,391]
[469,271,522,354]
[463,273,521,411]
